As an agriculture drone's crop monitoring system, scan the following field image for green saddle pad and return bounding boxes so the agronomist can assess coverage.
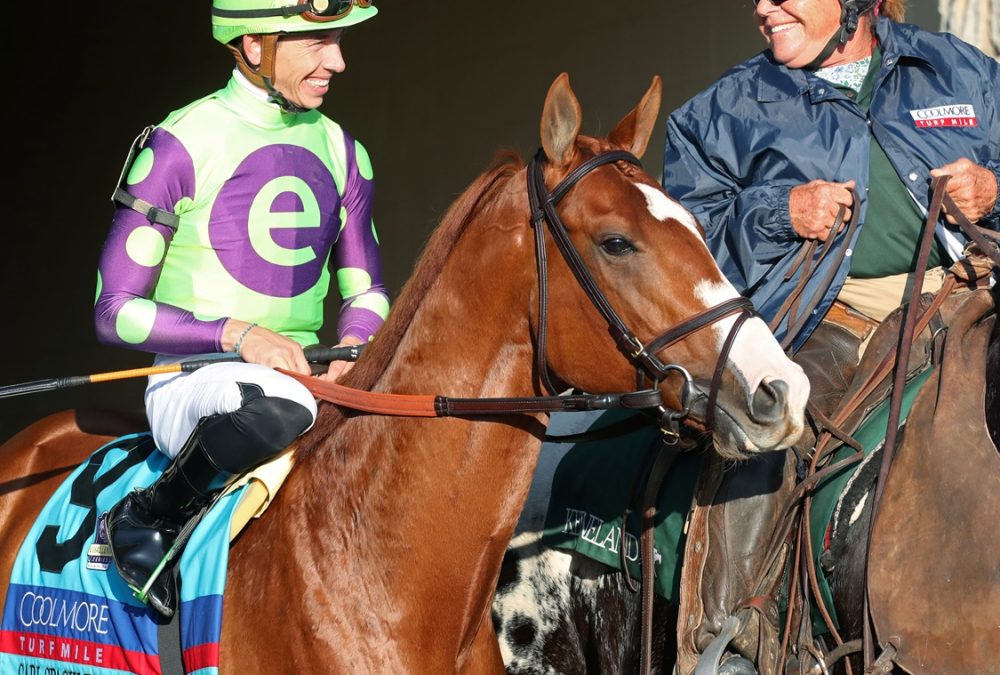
[806,366,935,633]
[541,409,704,602]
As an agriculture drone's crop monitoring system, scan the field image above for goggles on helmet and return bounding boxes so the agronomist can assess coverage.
[213,0,373,24]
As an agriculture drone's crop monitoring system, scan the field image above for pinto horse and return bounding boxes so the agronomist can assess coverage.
[670,279,998,675]
[0,73,809,674]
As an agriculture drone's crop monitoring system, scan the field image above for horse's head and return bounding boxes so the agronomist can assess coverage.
[535,73,808,458]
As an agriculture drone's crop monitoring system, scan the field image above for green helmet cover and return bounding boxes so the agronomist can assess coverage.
[212,0,377,44]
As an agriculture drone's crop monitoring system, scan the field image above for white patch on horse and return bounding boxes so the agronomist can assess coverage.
[495,533,574,675]
[833,450,878,533]
[635,183,701,236]
[693,280,810,428]
[848,492,869,527]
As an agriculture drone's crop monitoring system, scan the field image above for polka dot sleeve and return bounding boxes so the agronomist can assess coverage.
[94,128,226,355]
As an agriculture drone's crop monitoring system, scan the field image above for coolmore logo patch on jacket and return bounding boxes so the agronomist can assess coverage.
[909,104,978,128]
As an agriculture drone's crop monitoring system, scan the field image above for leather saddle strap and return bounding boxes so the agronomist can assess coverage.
[860,173,949,668]
[639,440,684,675]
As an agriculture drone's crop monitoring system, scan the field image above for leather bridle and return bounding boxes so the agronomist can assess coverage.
[526,148,757,434]
[292,148,760,442]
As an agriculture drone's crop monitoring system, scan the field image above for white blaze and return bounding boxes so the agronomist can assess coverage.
[693,279,809,414]
[635,183,701,236]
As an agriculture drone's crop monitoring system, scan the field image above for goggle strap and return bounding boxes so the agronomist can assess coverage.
[212,5,310,19]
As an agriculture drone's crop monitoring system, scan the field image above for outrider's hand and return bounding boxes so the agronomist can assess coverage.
[222,320,310,375]
[789,179,856,242]
[930,158,999,224]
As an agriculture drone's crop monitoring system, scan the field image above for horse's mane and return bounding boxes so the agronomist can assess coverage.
[298,151,525,452]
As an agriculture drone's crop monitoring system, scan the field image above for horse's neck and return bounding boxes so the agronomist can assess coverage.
[239,188,547,661]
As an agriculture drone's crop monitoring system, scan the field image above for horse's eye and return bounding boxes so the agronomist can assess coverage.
[600,236,636,256]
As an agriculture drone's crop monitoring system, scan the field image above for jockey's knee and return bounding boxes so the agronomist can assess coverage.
[201,393,314,473]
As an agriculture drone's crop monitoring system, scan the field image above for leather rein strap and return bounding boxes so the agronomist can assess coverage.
[280,371,665,417]
[292,149,757,427]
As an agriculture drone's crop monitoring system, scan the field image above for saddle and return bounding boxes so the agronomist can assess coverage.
[867,286,999,673]
[674,262,996,674]
[0,417,295,675]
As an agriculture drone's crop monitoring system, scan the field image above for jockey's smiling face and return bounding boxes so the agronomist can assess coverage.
[754,0,869,69]
[243,29,346,110]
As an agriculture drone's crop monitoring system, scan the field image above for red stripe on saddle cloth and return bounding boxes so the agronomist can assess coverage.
[0,629,161,675]
[278,370,439,417]
[183,641,220,672]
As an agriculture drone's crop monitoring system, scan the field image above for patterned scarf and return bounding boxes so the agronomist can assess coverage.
[814,56,872,93]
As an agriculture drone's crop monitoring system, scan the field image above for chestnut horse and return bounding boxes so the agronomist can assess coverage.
[495,273,998,673]
[0,73,809,674]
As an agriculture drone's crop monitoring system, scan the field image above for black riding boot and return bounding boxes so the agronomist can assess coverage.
[104,416,237,618]
[104,391,314,617]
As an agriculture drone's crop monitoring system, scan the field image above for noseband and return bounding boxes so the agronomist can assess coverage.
[527,148,756,432]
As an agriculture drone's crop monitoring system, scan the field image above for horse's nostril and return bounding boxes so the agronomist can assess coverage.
[750,379,789,424]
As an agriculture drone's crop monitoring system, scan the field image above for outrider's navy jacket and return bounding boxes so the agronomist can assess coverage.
[662,18,1000,351]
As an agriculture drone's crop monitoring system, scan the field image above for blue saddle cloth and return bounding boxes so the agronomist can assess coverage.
[0,433,246,675]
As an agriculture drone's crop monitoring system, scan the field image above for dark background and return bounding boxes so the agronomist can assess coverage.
[0,1,940,442]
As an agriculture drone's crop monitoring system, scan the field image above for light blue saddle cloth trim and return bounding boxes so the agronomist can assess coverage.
[1,432,245,675]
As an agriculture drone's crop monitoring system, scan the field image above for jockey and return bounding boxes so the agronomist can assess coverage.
[662,0,999,411]
[94,0,388,618]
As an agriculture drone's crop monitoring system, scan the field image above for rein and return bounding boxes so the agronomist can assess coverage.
[294,149,757,437]
[721,174,1000,674]
[768,190,863,351]
[291,149,760,675]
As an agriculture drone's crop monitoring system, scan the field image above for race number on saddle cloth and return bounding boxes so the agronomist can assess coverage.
[0,433,288,675]
[536,410,704,602]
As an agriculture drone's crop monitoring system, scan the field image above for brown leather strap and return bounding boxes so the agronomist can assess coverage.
[769,193,863,350]
[280,370,667,417]
[638,440,683,675]
[823,300,880,342]
[281,371,439,416]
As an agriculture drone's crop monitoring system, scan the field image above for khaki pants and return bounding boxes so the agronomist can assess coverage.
[837,267,946,323]
[795,266,948,415]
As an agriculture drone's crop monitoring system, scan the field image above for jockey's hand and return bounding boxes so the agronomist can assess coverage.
[930,158,999,224]
[789,179,856,242]
[222,320,310,375]
[316,335,365,382]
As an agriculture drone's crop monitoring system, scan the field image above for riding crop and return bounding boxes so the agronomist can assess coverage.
[0,343,366,400]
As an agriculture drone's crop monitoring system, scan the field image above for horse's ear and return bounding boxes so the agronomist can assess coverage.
[540,72,582,169]
[608,75,662,158]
